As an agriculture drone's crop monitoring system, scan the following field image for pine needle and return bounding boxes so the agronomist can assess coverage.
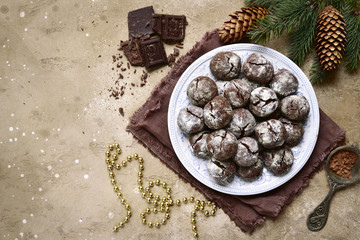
[309,56,328,83]
[243,0,283,10]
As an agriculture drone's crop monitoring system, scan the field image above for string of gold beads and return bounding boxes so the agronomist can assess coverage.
[105,143,217,239]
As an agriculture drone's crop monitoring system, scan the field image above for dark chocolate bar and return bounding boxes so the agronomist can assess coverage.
[128,6,154,39]
[140,37,168,69]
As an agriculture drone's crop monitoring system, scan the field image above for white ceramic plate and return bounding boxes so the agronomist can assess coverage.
[168,44,320,195]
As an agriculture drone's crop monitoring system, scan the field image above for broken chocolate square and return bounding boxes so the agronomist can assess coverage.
[151,14,163,36]
[163,15,186,41]
[120,39,143,66]
[128,6,154,39]
[152,14,186,42]
[140,37,168,69]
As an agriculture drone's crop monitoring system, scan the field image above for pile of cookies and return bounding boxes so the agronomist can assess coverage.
[177,51,310,184]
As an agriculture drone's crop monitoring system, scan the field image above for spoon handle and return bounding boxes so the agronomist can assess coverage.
[307,177,346,231]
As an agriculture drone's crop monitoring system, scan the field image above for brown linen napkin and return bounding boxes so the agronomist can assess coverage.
[127,29,346,233]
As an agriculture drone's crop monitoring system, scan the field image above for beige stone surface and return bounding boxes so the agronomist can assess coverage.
[1,0,359,239]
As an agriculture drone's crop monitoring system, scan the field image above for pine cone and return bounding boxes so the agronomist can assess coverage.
[219,6,268,44]
[315,5,347,71]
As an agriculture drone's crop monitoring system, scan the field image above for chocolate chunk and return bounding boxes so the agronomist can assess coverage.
[140,37,168,69]
[120,39,143,66]
[152,14,186,42]
[163,15,186,41]
[152,14,163,35]
[128,6,154,39]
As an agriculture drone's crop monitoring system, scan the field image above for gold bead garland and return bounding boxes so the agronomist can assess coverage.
[105,143,218,239]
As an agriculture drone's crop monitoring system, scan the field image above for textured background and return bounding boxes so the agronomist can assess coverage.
[0,0,359,239]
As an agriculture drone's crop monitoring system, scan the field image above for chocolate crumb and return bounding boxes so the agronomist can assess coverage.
[167,53,176,66]
[98,55,102,58]
[119,107,124,116]
[173,48,180,56]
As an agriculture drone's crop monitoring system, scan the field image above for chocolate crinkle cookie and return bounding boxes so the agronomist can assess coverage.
[226,108,256,139]
[234,137,259,167]
[206,129,238,161]
[207,158,236,183]
[177,105,204,135]
[249,87,279,118]
[203,96,233,130]
[210,51,241,81]
[279,117,304,146]
[269,69,299,98]
[237,157,264,180]
[224,79,252,108]
[263,145,294,175]
[243,53,274,84]
[187,76,218,107]
[255,119,286,149]
[280,95,310,121]
[189,131,211,159]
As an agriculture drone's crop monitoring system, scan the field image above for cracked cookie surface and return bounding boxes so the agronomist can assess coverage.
[203,96,233,129]
[234,137,259,167]
[243,53,274,84]
[177,105,204,134]
[226,108,256,139]
[263,145,294,175]
[206,129,237,161]
[224,79,252,108]
[210,51,241,81]
[249,87,279,117]
[280,95,310,121]
[187,76,218,107]
[255,119,286,148]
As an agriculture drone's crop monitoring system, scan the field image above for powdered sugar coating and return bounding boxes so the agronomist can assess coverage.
[206,129,237,161]
[269,69,298,98]
[210,51,241,81]
[177,105,204,134]
[215,80,227,97]
[263,145,294,175]
[189,131,211,158]
[279,117,304,146]
[243,53,274,84]
[187,76,218,107]
[207,158,236,183]
[224,79,252,108]
[255,119,286,148]
[203,96,233,129]
[237,158,264,179]
[226,108,256,138]
[234,137,259,167]
[249,87,279,117]
[280,95,310,121]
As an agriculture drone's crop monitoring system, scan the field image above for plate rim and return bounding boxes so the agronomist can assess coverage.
[168,43,320,195]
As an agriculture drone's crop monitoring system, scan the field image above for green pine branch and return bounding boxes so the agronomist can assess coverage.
[288,6,318,66]
[343,7,360,71]
[248,0,316,44]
